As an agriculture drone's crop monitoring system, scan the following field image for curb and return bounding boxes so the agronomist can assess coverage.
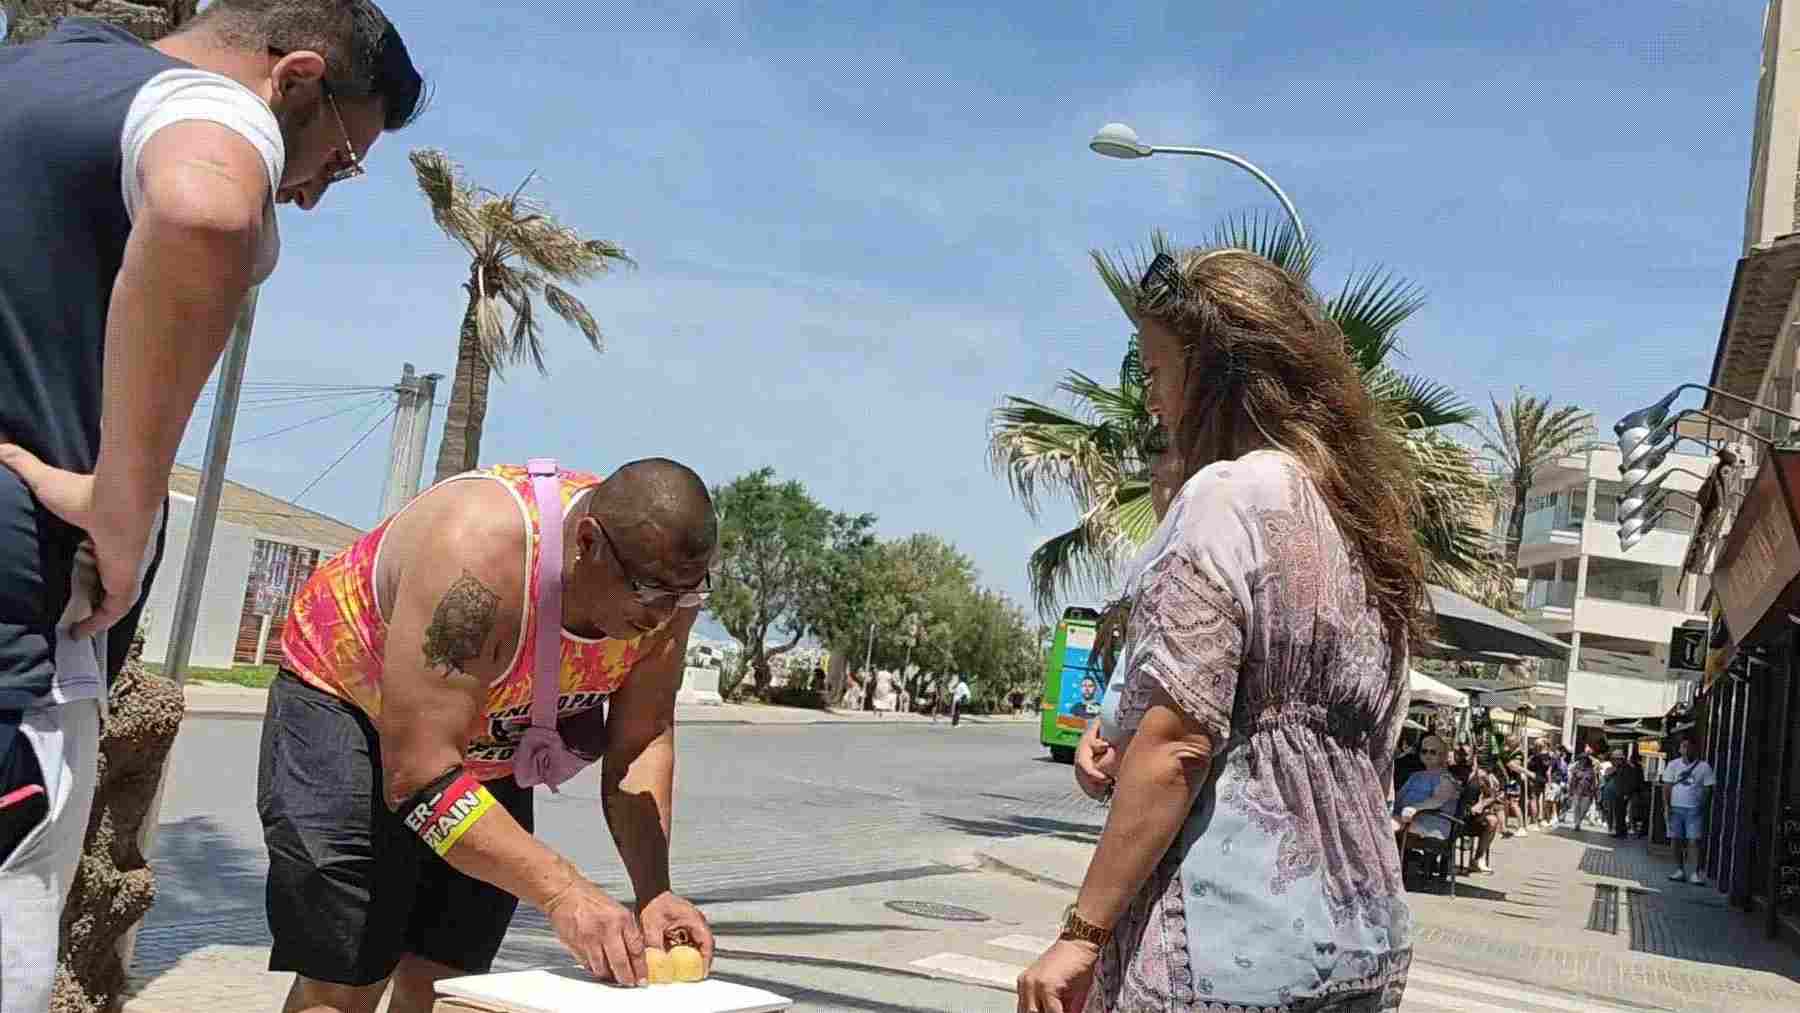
[974,847,1083,893]
[182,696,1038,728]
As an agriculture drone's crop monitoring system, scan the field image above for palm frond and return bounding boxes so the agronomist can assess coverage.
[1406,430,1510,602]
[410,148,482,253]
[1089,229,1175,321]
[515,217,635,280]
[1106,478,1157,547]
[1059,370,1150,434]
[1119,335,1146,391]
[542,283,602,354]
[987,396,1120,519]
[1026,520,1124,617]
[1375,368,1477,430]
[1208,210,1315,278]
[505,286,543,373]
[473,291,509,375]
[1328,267,1426,374]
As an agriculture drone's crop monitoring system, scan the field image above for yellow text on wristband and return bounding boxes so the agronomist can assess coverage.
[402,771,496,856]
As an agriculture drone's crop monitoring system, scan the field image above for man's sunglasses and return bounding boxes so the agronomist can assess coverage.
[267,48,365,185]
[1138,252,1188,314]
[595,523,713,608]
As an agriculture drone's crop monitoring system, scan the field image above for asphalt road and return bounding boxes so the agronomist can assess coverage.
[139,715,1105,1011]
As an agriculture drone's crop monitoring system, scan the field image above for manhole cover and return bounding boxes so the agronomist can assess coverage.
[885,900,990,922]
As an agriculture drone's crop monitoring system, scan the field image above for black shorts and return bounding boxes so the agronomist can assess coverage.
[257,670,533,986]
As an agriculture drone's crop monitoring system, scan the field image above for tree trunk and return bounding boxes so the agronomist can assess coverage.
[2,0,195,45]
[1503,480,1529,569]
[433,287,490,483]
[53,642,185,1013]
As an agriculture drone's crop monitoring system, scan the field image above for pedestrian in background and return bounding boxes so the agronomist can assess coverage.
[950,676,971,727]
[0,5,424,1009]
[1567,745,1599,831]
[1611,750,1643,839]
[1661,735,1716,885]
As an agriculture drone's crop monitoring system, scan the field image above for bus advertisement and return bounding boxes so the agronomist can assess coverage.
[1039,606,1103,763]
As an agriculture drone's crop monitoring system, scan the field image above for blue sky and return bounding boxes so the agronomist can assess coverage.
[165,0,1761,618]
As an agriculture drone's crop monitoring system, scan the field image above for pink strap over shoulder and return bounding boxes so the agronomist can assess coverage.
[512,458,590,791]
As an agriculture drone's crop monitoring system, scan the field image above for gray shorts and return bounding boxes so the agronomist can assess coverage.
[0,699,101,1013]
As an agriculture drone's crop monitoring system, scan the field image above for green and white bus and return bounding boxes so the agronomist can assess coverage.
[1039,606,1104,763]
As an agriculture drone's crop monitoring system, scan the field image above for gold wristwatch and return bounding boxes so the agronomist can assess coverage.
[1058,904,1112,947]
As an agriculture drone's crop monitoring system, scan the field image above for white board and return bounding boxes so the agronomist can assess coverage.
[435,967,791,1013]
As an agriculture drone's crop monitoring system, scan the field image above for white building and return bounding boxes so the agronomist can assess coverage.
[138,466,363,670]
[1509,420,1714,743]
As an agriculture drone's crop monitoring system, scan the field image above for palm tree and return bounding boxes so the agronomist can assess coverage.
[410,149,633,481]
[990,218,1508,614]
[1481,390,1594,567]
[988,337,1159,612]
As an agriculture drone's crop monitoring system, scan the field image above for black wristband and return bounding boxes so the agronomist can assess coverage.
[398,766,464,818]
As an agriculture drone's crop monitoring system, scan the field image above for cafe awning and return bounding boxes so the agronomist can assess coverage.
[1409,669,1468,708]
[1424,586,1570,661]
[1489,709,1559,736]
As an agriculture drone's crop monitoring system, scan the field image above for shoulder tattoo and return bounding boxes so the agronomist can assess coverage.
[422,570,501,676]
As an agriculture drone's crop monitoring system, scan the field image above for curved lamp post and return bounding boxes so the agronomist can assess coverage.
[1089,122,1308,248]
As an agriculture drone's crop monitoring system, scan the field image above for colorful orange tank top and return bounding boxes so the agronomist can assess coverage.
[280,464,663,780]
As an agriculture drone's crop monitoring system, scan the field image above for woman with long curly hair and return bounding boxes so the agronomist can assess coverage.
[1017,248,1428,1013]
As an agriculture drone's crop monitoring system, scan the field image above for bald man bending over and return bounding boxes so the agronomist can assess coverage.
[259,459,717,1013]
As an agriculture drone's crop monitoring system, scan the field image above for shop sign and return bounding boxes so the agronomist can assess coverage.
[1711,449,1800,653]
[1704,599,1732,692]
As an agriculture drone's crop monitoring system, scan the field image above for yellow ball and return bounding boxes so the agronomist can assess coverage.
[669,945,705,983]
[644,947,674,985]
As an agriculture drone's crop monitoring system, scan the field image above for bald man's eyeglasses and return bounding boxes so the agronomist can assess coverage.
[595,522,713,608]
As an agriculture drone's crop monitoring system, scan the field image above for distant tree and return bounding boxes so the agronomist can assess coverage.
[707,468,875,697]
[1481,390,1593,568]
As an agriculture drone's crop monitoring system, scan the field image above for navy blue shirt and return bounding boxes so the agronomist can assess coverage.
[0,20,186,710]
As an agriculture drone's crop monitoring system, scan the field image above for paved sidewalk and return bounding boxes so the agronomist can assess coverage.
[123,867,1070,1012]
[183,680,1038,726]
[976,822,1800,1012]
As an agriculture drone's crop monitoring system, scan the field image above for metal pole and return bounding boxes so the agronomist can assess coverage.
[1147,145,1309,248]
[402,371,440,503]
[162,287,257,682]
[378,363,416,518]
[123,285,256,974]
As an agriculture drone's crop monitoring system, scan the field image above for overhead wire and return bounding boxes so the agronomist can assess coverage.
[193,390,395,411]
[178,391,397,467]
[175,390,397,464]
[292,403,399,505]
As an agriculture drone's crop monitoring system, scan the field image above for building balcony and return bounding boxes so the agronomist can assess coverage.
[1575,596,1704,644]
[1523,578,1576,611]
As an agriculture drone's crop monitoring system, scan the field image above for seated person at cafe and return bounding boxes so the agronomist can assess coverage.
[1393,737,1425,795]
[1393,735,1461,854]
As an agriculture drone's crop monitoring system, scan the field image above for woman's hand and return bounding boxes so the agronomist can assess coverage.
[1017,938,1098,1013]
[1074,721,1118,801]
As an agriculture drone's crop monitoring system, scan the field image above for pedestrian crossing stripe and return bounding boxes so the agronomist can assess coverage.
[908,952,1021,987]
[909,942,1645,1012]
[1404,966,1643,1013]
[984,934,1054,955]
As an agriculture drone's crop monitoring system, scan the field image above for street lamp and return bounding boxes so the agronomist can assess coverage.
[1088,122,1308,248]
